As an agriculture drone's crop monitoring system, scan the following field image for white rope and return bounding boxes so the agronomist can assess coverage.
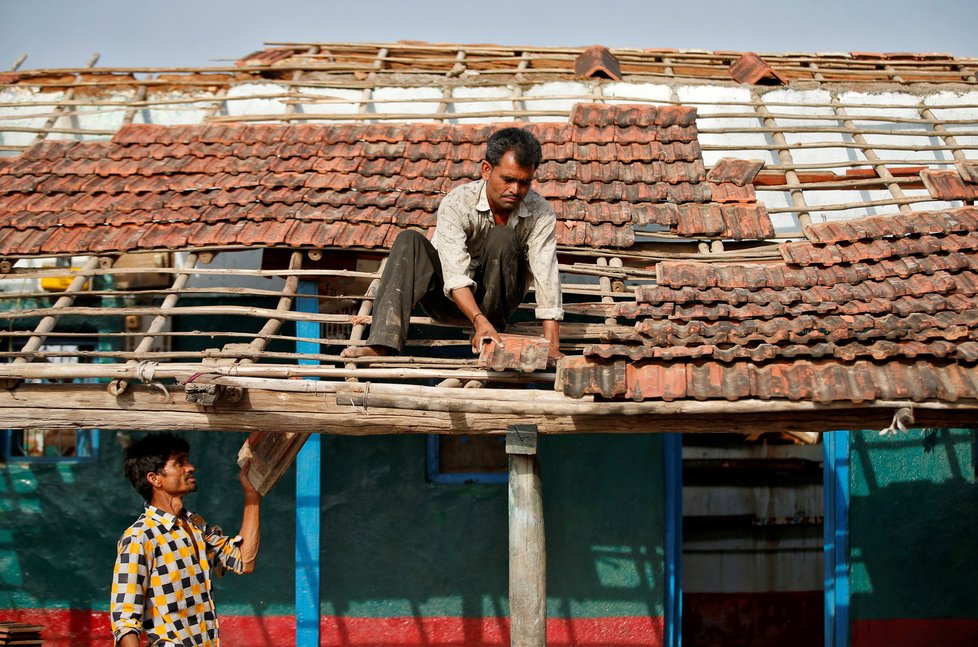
[135,360,172,403]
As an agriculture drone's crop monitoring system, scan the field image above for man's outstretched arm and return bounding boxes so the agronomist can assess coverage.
[237,462,262,573]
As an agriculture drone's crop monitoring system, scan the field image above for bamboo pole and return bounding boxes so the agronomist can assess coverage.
[750,90,813,228]
[241,251,302,362]
[0,360,550,383]
[508,424,546,647]
[10,256,101,365]
[344,257,388,367]
[130,253,198,355]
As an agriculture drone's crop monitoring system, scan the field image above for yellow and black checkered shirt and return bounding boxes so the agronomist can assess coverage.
[110,504,243,646]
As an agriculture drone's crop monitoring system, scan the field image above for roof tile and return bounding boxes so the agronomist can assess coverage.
[920,169,978,200]
[478,334,551,372]
[956,161,978,183]
[574,45,623,81]
[729,52,787,85]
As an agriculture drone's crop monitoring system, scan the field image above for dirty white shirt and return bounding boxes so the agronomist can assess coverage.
[430,180,564,321]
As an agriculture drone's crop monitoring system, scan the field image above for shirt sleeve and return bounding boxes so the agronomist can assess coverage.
[201,521,245,575]
[434,200,477,297]
[110,533,148,644]
[524,203,564,321]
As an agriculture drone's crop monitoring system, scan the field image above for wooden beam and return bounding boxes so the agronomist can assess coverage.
[507,424,546,647]
[1,384,974,436]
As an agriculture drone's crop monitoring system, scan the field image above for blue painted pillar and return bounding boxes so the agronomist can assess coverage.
[823,430,850,647]
[295,281,321,646]
[663,433,683,647]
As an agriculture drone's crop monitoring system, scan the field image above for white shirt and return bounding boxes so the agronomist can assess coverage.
[430,180,564,321]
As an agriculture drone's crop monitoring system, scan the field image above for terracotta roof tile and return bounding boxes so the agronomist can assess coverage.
[708,182,756,203]
[656,253,977,291]
[0,106,775,256]
[558,357,978,402]
[920,169,978,200]
[574,45,623,81]
[555,356,627,398]
[729,52,787,85]
[956,161,978,183]
[782,232,978,266]
[804,207,978,244]
[479,334,551,371]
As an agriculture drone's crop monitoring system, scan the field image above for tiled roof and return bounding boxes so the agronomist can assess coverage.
[557,205,978,402]
[0,104,771,257]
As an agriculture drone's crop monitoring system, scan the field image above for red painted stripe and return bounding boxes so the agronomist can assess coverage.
[852,619,978,647]
[0,609,662,646]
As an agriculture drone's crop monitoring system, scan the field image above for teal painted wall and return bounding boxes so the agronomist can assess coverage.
[0,430,665,622]
[0,430,295,616]
[314,433,665,619]
[849,428,978,620]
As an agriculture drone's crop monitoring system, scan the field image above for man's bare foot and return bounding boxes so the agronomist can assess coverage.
[340,345,392,359]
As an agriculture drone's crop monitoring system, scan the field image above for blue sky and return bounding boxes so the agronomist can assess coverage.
[1,0,976,70]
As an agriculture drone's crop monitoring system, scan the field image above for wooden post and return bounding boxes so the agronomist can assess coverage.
[507,424,546,647]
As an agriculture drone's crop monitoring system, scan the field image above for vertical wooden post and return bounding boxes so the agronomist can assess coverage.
[507,424,546,647]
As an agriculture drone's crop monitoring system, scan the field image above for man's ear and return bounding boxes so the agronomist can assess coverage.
[480,160,492,180]
[146,472,160,488]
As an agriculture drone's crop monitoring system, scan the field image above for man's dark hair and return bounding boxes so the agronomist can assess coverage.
[124,432,189,501]
[485,127,543,169]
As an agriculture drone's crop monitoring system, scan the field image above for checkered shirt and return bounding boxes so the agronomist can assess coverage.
[110,504,244,646]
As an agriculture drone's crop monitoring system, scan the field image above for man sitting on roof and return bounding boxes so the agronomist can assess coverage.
[341,127,563,361]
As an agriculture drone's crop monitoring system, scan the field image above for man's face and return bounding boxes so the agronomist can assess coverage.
[481,150,536,217]
[149,452,198,496]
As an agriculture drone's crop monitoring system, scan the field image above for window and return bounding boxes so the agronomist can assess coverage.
[3,342,100,464]
[425,434,507,484]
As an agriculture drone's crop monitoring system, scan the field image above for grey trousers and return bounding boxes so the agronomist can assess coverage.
[365,228,528,352]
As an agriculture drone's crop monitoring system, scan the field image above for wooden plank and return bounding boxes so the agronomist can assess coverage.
[0,384,975,436]
[508,424,546,647]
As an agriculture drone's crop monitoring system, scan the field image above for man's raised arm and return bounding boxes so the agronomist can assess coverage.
[237,463,262,573]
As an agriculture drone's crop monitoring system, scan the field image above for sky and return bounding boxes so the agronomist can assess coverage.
[1,0,977,71]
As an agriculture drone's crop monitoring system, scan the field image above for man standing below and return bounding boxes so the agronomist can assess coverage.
[341,127,563,360]
[110,432,261,646]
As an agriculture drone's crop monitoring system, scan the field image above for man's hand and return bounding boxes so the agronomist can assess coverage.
[471,314,502,354]
[239,461,261,502]
[542,319,563,366]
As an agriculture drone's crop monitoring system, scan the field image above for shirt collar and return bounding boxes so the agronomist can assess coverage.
[144,503,185,530]
[475,180,532,220]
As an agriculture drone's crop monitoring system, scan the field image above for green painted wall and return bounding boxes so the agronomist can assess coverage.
[849,428,978,620]
[1,430,665,621]
[314,433,665,619]
[0,430,295,616]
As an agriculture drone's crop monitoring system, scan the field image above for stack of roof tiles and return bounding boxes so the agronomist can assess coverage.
[558,207,978,403]
[0,104,771,257]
